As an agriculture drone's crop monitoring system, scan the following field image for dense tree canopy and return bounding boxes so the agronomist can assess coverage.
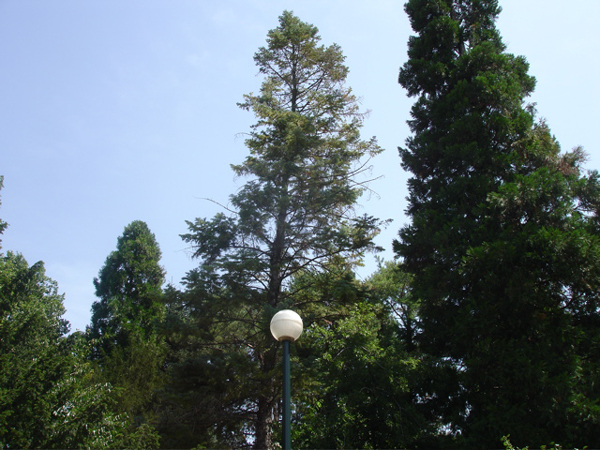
[0,251,69,447]
[291,262,429,449]
[2,4,599,449]
[395,0,600,447]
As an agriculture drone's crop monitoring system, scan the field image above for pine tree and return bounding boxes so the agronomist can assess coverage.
[395,0,600,446]
[173,11,383,449]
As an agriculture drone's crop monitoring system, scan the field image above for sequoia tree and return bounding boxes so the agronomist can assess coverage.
[90,220,165,352]
[395,0,600,447]
[174,11,382,449]
[88,220,166,440]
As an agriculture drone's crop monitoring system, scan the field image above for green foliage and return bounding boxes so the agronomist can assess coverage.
[367,259,419,350]
[98,331,167,417]
[501,435,580,450]
[90,220,165,350]
[45,335,131,449]
[172,11,384,449]
[0,253,135,448]
[266,262,433,449]
[396,0,600,446]
[294,302,424,449]
[88,220,166,445]
[502,435,527,450]
[0,252,68,447]
[0,185,139,448]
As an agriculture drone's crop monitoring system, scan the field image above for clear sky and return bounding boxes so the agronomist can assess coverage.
[1,0,598,332]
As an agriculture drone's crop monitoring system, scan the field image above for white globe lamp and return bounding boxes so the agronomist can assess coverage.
[270,309,303,342]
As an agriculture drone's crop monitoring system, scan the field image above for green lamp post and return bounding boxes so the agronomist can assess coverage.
[270,309,303,450]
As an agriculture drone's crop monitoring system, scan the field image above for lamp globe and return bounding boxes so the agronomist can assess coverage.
[270,309,303,342]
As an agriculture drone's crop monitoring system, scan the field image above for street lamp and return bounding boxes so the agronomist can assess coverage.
[270,309,303,450]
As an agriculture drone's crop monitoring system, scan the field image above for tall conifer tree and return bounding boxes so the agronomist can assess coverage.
[172,11,382,449]
[88,220,165,441]
[90,220,165,351]
[396,0,600,446]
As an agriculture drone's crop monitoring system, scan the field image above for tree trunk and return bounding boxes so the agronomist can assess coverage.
[254,345,278,449]
[254,396,273,450]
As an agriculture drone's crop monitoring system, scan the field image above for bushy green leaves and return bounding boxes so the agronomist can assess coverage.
[0,252,67,448]
[294,302,424,449]
[396,0,600,446]
[0,253,137,448]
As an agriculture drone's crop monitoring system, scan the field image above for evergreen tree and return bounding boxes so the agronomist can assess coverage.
[90,220,165,350]
[88,220,166,444]
[395,0,600,447]
[172,11,383,449]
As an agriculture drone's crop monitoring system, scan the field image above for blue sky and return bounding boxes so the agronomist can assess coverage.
[1,0,598,332]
